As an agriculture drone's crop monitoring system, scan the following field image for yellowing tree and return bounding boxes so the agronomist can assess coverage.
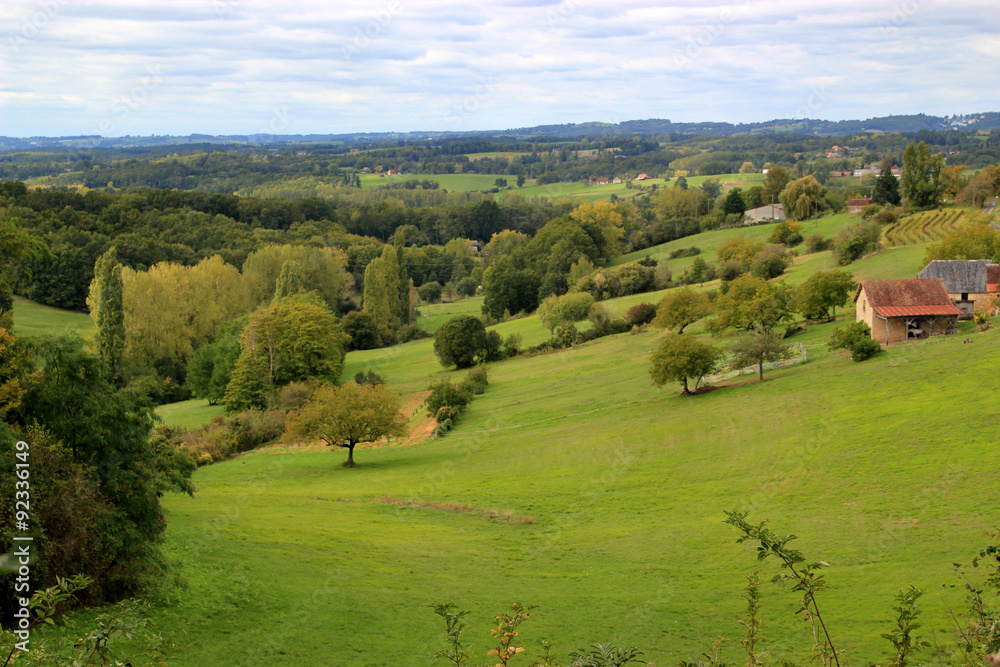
[569,201,626,259]
[242,244,352,310]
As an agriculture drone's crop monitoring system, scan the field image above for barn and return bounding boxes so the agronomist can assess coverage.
[854,279,963,344]
[917,259,999,318]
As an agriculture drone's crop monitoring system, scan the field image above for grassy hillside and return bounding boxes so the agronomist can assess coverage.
[619,213,932,285]
[10,296,93,338]
[155,399,226,430]
[45,307,999,666]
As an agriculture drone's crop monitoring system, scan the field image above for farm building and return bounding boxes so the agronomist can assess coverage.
[744,203,786,223]
[847,198,872,214]
[917,260,1000,318]
[854,279,962,344]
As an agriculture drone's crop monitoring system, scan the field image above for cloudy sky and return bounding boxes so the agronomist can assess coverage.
[1,0,997,137]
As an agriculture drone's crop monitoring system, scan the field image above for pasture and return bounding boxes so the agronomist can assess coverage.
[47,295,1000,666]
[10,296,93,338]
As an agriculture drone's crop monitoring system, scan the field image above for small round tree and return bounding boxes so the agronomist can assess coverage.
[649,333,723,395]
[433,315,489,369]
[286,382,406,467]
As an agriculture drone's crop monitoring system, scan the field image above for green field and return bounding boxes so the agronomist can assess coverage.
[618,213,932,285]
[53,310,997,667]
[155,398,226,430]
[10,296,93,338]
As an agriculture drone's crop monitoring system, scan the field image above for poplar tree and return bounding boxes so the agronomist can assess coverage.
[272,260,305,302]
[92,247,126,385]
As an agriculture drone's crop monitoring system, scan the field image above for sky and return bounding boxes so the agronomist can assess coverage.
[1,0,998,137]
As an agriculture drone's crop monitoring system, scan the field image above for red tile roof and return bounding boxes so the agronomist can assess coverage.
[987,265,1000,292]
[847,198,872,206]
[856,279,963,318]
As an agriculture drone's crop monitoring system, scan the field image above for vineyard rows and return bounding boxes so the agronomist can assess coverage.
[882,208,966,246]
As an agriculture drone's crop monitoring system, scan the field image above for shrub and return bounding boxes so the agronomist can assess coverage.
[459,366,489,395]
[502,333,522,358]
[224,409,286,454]
[435,406,462,423]
[553,322,579,348]
[637,255,657,267]
[719,259,744,282]
[625,302,658,326]
[354,370,385,386]
[833,220,881,265]
[426,381,472,416]
[417,281,443,304]
[828,321,883,361]
[668,246,701,259]
[456,276,478,297]
[537,292,595,332]
[397,323,431,343]
[804,233,831,253]
[275,380,319,410]
[750,248,789,279]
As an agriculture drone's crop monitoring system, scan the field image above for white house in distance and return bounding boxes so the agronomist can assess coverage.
[744,203,786,224]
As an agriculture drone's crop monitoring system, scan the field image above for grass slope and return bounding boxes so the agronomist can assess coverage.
[59,314,1000,666]
[11,296,93,338]
[155,399,226,430]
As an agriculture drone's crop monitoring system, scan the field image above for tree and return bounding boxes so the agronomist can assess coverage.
[779,176,825,219]
[418,281,443,304]
[272,259,305,302]
[707,275,794,333]
[455,276,478,297]
[494,178,508,188]
[729,330,790,382]
[739,161,756,174]
[649,333,723,395]
[91,247,126,385]
[186,316,245,404]
[536,292,595,333]
[797,270,856,321]
[654,287,712,333]
[363,245,404,334]
[340,310,382,350]
[516,174,526,188]
[761,166,791,205]
[833,221,882,265]
[700,179,722,199]
[722,188,747,216]
[243,244,351,311]
[286,382,406,467]
[924,215,1000,262]
[481,257,541,318]
[0,217,50,318]
[223,302,347,410]
[872,162,902,206]
[901,141,944,208]
[434,315,489,369]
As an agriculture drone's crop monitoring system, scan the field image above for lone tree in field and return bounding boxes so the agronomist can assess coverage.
[729,329,791,382]
[287,382,406,467]
[649,333,723,395]
[434,315,489,369]
[653,287,712,333]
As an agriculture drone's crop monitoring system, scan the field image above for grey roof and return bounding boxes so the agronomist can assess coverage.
[917,260,994,294]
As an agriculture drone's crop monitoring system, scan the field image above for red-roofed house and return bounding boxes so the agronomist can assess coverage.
[847,198,872,214]
[854,279,962,344]
[635,173,649,181]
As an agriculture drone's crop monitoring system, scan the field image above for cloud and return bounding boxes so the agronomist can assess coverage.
[0,0,995,136]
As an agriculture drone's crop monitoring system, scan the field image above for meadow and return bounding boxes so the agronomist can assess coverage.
[26,209,999,666]
[10,296,92,338]
[46,294,1000,667]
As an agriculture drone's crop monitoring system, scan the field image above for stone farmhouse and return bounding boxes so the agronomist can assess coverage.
[854,279,962,344]
[917,259,1000,318]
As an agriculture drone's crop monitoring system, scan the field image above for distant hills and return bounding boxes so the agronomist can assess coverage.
[3,112,999,150]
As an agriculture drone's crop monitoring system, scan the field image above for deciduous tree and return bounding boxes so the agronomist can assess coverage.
[797,270,856,321]
[707,275,794,333]
[653,287,712,333]
[649,333,723,395]
[729,330,790,382]
[901,141,944,208]
[779,176,825,219]
[91,247,126,385]
[286,382,406,467]
[433,315,489,369]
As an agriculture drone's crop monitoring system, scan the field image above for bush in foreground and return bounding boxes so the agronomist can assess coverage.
[828,321,883,361]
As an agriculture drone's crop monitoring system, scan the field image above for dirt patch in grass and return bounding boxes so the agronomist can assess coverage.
[320,495,536,523]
